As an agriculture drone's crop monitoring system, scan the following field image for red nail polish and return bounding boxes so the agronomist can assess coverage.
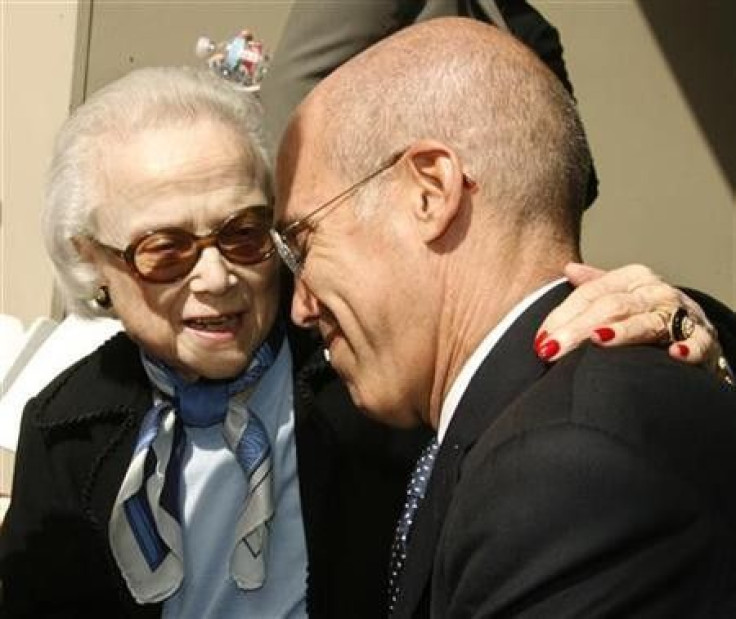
[676,343,690,357]
[534,330,548,352]
[594,327,616,343]
[537,339,560,361]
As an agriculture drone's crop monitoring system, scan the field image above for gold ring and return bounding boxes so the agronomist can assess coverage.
[654,308,670,341]
[669,307,695,342]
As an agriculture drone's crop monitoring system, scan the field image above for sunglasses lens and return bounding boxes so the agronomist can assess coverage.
[218,210,273,265]
[127,207,273,283]
[133,230,197,282]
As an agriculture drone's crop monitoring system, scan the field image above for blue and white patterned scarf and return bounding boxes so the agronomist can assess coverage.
[109,323,284,603]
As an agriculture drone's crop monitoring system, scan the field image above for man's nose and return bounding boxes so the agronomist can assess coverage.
[291,275,320,328]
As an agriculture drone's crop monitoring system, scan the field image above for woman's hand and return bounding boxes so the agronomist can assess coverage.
[535,263,723,369]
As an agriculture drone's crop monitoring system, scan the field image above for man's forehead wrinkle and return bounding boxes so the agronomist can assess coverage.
[281,166,325,227]
[276,109,312,210]
[277,106,333,225]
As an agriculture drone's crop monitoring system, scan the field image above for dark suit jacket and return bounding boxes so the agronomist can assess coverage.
[393,284,736,618]
[0,329,428,618]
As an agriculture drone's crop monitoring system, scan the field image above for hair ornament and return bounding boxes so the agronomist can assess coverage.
[195,29,270,92]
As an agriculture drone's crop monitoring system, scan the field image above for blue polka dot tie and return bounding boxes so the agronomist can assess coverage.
[388,437,440,614]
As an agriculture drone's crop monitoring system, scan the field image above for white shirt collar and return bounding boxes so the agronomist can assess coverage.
[437,278,566,443]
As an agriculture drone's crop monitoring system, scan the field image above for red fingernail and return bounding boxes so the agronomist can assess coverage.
[676,343,689,357]
[537,339,560,361]
[534,330,548,352]
[594,327,616,343]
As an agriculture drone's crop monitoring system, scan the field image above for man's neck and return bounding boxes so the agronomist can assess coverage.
[436,277,566,442]
[425,241,574,430]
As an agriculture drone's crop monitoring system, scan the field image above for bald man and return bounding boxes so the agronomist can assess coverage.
[272,17,736,618]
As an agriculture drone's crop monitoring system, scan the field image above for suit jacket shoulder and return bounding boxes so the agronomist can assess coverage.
[434,342,736,617]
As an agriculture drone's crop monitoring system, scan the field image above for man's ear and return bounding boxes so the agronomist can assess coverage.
[402,140,467,243]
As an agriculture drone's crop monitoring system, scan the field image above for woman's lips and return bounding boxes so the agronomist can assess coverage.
[185,313,242,334]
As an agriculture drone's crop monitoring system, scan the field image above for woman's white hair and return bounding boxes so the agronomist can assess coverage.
[44,66,271,317]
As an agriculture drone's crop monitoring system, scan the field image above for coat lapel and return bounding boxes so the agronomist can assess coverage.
[292,349,334,605]
[393,283,573,618]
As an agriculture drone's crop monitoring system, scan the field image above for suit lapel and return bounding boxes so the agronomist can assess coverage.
[393,283,573,618]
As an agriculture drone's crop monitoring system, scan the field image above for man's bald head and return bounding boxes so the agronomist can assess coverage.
[280,17,591,240]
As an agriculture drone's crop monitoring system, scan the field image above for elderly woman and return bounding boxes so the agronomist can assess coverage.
[0,66,732,619]
[0,67,415,618]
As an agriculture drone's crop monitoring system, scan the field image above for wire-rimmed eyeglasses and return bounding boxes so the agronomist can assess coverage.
[270,152,405,274]
[270,150,478,275]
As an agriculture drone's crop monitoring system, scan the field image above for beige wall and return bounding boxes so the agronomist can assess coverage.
[1,0,82,327]
[2,0,734,329]
[83,1,294,98]
[540,0,735,305]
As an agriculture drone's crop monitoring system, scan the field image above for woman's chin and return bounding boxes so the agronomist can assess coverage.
[172,350,249,382]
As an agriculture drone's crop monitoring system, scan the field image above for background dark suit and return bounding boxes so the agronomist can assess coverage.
[394,284,736,618]
[261,1,575,150]
[0,327,427,618]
